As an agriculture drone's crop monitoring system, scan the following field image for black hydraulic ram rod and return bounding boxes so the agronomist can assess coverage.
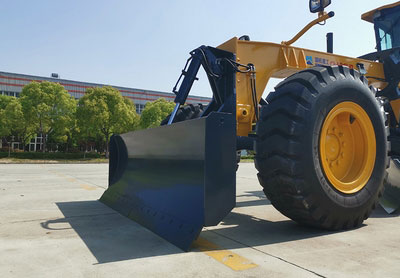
[168,50,203,124]
[169,45,237,123]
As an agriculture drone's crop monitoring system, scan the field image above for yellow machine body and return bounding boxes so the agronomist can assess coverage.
[217,38,388,136]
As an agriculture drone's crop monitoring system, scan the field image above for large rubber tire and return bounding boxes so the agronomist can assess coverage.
[160,104,204,125]
[255,66,388,230]
[388,129,400,156]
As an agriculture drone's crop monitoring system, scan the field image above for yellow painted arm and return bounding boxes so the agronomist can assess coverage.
[218,38,385,136]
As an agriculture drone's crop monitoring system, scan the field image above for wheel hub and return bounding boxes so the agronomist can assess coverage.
[326,133,340,161]
[320,102,376,194]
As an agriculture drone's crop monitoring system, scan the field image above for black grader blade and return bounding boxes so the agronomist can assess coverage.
[100,113,236,250]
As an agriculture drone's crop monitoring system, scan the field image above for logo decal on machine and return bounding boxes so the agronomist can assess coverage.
[306,56,314,65]
[306,56,354,69]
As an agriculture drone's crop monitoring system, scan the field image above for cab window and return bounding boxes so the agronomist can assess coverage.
[374,6,400,51]
[378,28,393,50]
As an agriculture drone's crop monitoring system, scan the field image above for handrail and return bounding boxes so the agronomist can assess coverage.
[282,11,335,46]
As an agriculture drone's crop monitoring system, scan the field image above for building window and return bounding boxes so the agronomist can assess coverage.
[135,104,145,114]
[1,91,19,97]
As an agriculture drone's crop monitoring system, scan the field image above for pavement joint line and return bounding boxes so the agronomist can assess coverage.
[6,212,118,225]
[62,173,107,189]
[48,169,107,189]
[207,229,327,278]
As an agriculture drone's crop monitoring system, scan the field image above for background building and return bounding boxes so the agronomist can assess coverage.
[0,71,210,114]
[0,71,211,151]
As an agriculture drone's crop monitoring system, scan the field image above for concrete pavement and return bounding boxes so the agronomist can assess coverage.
[0,163,399,277]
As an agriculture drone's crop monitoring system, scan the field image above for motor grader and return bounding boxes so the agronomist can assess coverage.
[100,0,400,250]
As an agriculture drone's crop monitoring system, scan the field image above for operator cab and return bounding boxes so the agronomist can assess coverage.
[362,2,400,51]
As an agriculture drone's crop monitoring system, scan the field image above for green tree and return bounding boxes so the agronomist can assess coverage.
[123,97,140,132]
[76,97,102,157]
[76,86,139,158]
[5,98,36,153]
[139,98,175,129]
[48,98,78,151]
[63,112,79,152]
[0,95,13,153]
[0,96,36,155]
[20,82,76,152]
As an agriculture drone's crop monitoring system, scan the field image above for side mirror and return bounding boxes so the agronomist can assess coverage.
[309,0,331,13]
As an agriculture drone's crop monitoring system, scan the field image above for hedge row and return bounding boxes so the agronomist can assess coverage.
[0,152,103,159]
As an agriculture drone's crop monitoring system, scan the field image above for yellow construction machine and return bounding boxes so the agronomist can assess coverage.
[100,0,400,250]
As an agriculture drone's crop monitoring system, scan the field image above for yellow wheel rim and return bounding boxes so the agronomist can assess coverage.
[319,102,376,194]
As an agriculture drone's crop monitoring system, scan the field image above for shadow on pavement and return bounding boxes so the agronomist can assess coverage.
[40,200,181,264]
[235,190,271,208]
[199,211,347,250]
[235,199,271,208]
[40,199,367,260]
[236,190,266,199]
[370,205,400,218]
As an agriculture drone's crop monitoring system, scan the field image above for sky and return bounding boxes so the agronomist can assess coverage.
[0,0,397,98]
